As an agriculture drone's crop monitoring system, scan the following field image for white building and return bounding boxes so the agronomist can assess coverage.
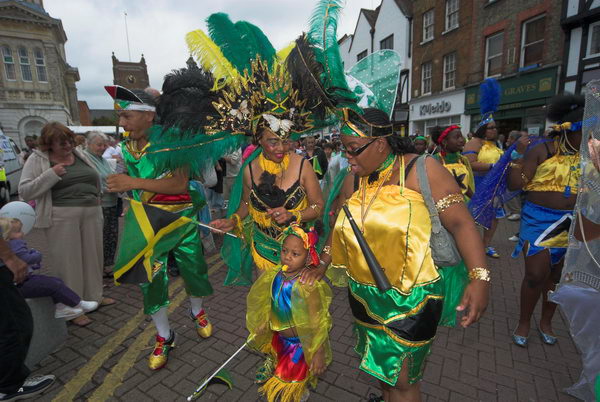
[0,0,80,147]
[561,0,600,94]
[338,0,413,130]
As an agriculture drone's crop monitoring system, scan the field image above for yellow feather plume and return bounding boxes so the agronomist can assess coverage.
[276,41,296,62]
[185,29,240,90]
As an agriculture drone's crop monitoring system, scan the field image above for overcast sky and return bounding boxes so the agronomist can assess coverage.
[44,0,373,110]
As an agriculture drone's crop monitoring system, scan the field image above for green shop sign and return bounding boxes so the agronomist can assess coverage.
[465,66,558,114]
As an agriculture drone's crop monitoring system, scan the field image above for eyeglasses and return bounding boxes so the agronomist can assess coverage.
[342,138,378,157]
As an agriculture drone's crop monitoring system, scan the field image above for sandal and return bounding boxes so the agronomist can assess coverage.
[100,297,116,306]
[255,355,274,384]
[71,314,92,327]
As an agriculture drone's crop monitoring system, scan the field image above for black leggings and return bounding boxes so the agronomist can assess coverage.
[0,266,33,394]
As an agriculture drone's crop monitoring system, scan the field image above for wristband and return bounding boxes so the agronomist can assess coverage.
[468,267,491,282]
[510,150,524,160]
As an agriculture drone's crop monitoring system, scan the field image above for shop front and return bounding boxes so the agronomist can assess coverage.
[409,89,469,137]
[465,66,559,136]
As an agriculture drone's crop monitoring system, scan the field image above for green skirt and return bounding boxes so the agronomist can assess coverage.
[348,278,444,385]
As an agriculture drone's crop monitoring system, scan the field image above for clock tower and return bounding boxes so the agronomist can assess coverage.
[111,52,150,90]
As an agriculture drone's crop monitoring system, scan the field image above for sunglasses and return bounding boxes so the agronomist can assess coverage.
[342,138,378,157]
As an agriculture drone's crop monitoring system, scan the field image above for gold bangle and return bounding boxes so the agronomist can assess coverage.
[509,162,522,169]
[310,204,321,213]
[322,245,331,256]
[520,172,530,185]
[468,267,491,282]
[435,193,464,213]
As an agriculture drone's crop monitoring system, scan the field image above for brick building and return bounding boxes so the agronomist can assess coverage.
[464,0,564,135]
[0,0,80,146]
[409,0,473,136]
[111,52,149,90]
[560,0,600,94]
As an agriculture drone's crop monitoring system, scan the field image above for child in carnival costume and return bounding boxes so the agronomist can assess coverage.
[246,223,332,402]
[105,75,224,370]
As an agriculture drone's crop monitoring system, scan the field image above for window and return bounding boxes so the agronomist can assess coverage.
[485,32,504,77]
[443,53,456,89]
[588,22,600,57]
[445,0,459,31]
[1,45,16,80]
[18,46,32,81]
[421,62,432,94]
[357,50,367,62]
[34,48,47,82]
[521,15,545,67]
[423,9,434,42]
[380,34,394,50]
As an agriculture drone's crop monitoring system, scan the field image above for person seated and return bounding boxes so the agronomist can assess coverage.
[0,218,98,324]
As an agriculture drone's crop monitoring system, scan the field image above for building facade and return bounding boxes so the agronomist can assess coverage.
[465,0,564,135]
[338,0,412,134]
[560,0,600,94]
[409,0,473,136]
[112,53,150,90]
[0,0,80,146]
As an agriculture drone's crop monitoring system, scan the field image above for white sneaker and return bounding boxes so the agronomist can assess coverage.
[78,300,99,313]
[508,235,519,242]
[507,213,521,221]
[55,303,84,319]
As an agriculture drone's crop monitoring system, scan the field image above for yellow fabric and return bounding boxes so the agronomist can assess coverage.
[260,376,306,402]
[477,140,503,164]
[0,168,6,181]
[259,152,290,175]
[524,152,581,193]
[332,185,440,295]
[246,267,333,367]
[441,157,475,198]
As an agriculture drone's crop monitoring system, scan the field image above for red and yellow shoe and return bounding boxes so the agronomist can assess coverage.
[190,309,212,338]
[148,331,175,370]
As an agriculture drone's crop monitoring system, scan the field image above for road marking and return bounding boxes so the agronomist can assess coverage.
[52,254,223,401]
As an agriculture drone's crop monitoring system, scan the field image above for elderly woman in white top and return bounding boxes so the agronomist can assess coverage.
[84,131,119,276]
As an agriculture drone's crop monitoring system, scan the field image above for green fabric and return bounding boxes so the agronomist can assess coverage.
[349,278,444,385]
[437,261,469,327]
[222,147,262,286]
[84,150,118,207]
[51,155,99,207]
[318,166,350,251]
[433,152,461,164]
[595,374,599,401]
[348,279,444,385]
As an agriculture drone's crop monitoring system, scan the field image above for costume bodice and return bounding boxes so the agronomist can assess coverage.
[434,153,474,197]
[477,140,503,164]
[332,182,440,295]
[270,270,298,331]
[524,148,581,193]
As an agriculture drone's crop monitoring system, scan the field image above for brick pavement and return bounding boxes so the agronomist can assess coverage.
[24,216,581,401]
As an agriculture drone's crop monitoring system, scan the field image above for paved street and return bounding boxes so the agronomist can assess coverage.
[26,216,582,402]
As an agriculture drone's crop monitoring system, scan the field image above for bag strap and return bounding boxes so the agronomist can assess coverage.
[415,154,442,233]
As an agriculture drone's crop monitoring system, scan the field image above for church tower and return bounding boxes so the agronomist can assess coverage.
[111,52,150,90]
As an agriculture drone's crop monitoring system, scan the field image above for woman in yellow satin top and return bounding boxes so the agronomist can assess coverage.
[507,94,583,348]
[312,107,490,401]
[463,120,504,258]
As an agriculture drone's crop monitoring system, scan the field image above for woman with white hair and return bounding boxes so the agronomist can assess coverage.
[84,131,119,277]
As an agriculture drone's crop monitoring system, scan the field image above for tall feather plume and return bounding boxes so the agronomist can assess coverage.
[157,67,219,135]
[186,29,239,90]
[206,13,254,74]
[277,42,296,61]
[234,21,276,69]
[479,78,502,116]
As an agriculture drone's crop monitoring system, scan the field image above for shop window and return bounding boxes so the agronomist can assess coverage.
[445,0,459,31]
[485,32,503,77]
[587,22,600,58]
[520,15,545,68]
[357,50,367,62]
[421,62,432,95]
[34,48,47,82]
[18,46,32,82]
[423,9,435,42]
[380,34,394,50]
[1,45,16,81]
[443,53,456,90]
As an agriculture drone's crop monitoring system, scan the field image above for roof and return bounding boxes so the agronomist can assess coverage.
[393,0,413,18]
[0,0,47,15]
[361,7,380,29]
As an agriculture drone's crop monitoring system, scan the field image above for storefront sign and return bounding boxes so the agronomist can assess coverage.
[465,66,558,114]
[419,101,451,116]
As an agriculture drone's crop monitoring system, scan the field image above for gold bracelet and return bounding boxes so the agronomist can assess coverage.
[310,204,321,213]
[435,193,464,213]
[468,267,491,282]
[520,172,530,185]
[322,245,331,256]
[509,162,522,169]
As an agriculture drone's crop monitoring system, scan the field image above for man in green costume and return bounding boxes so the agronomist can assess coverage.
[105,85,213,371]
